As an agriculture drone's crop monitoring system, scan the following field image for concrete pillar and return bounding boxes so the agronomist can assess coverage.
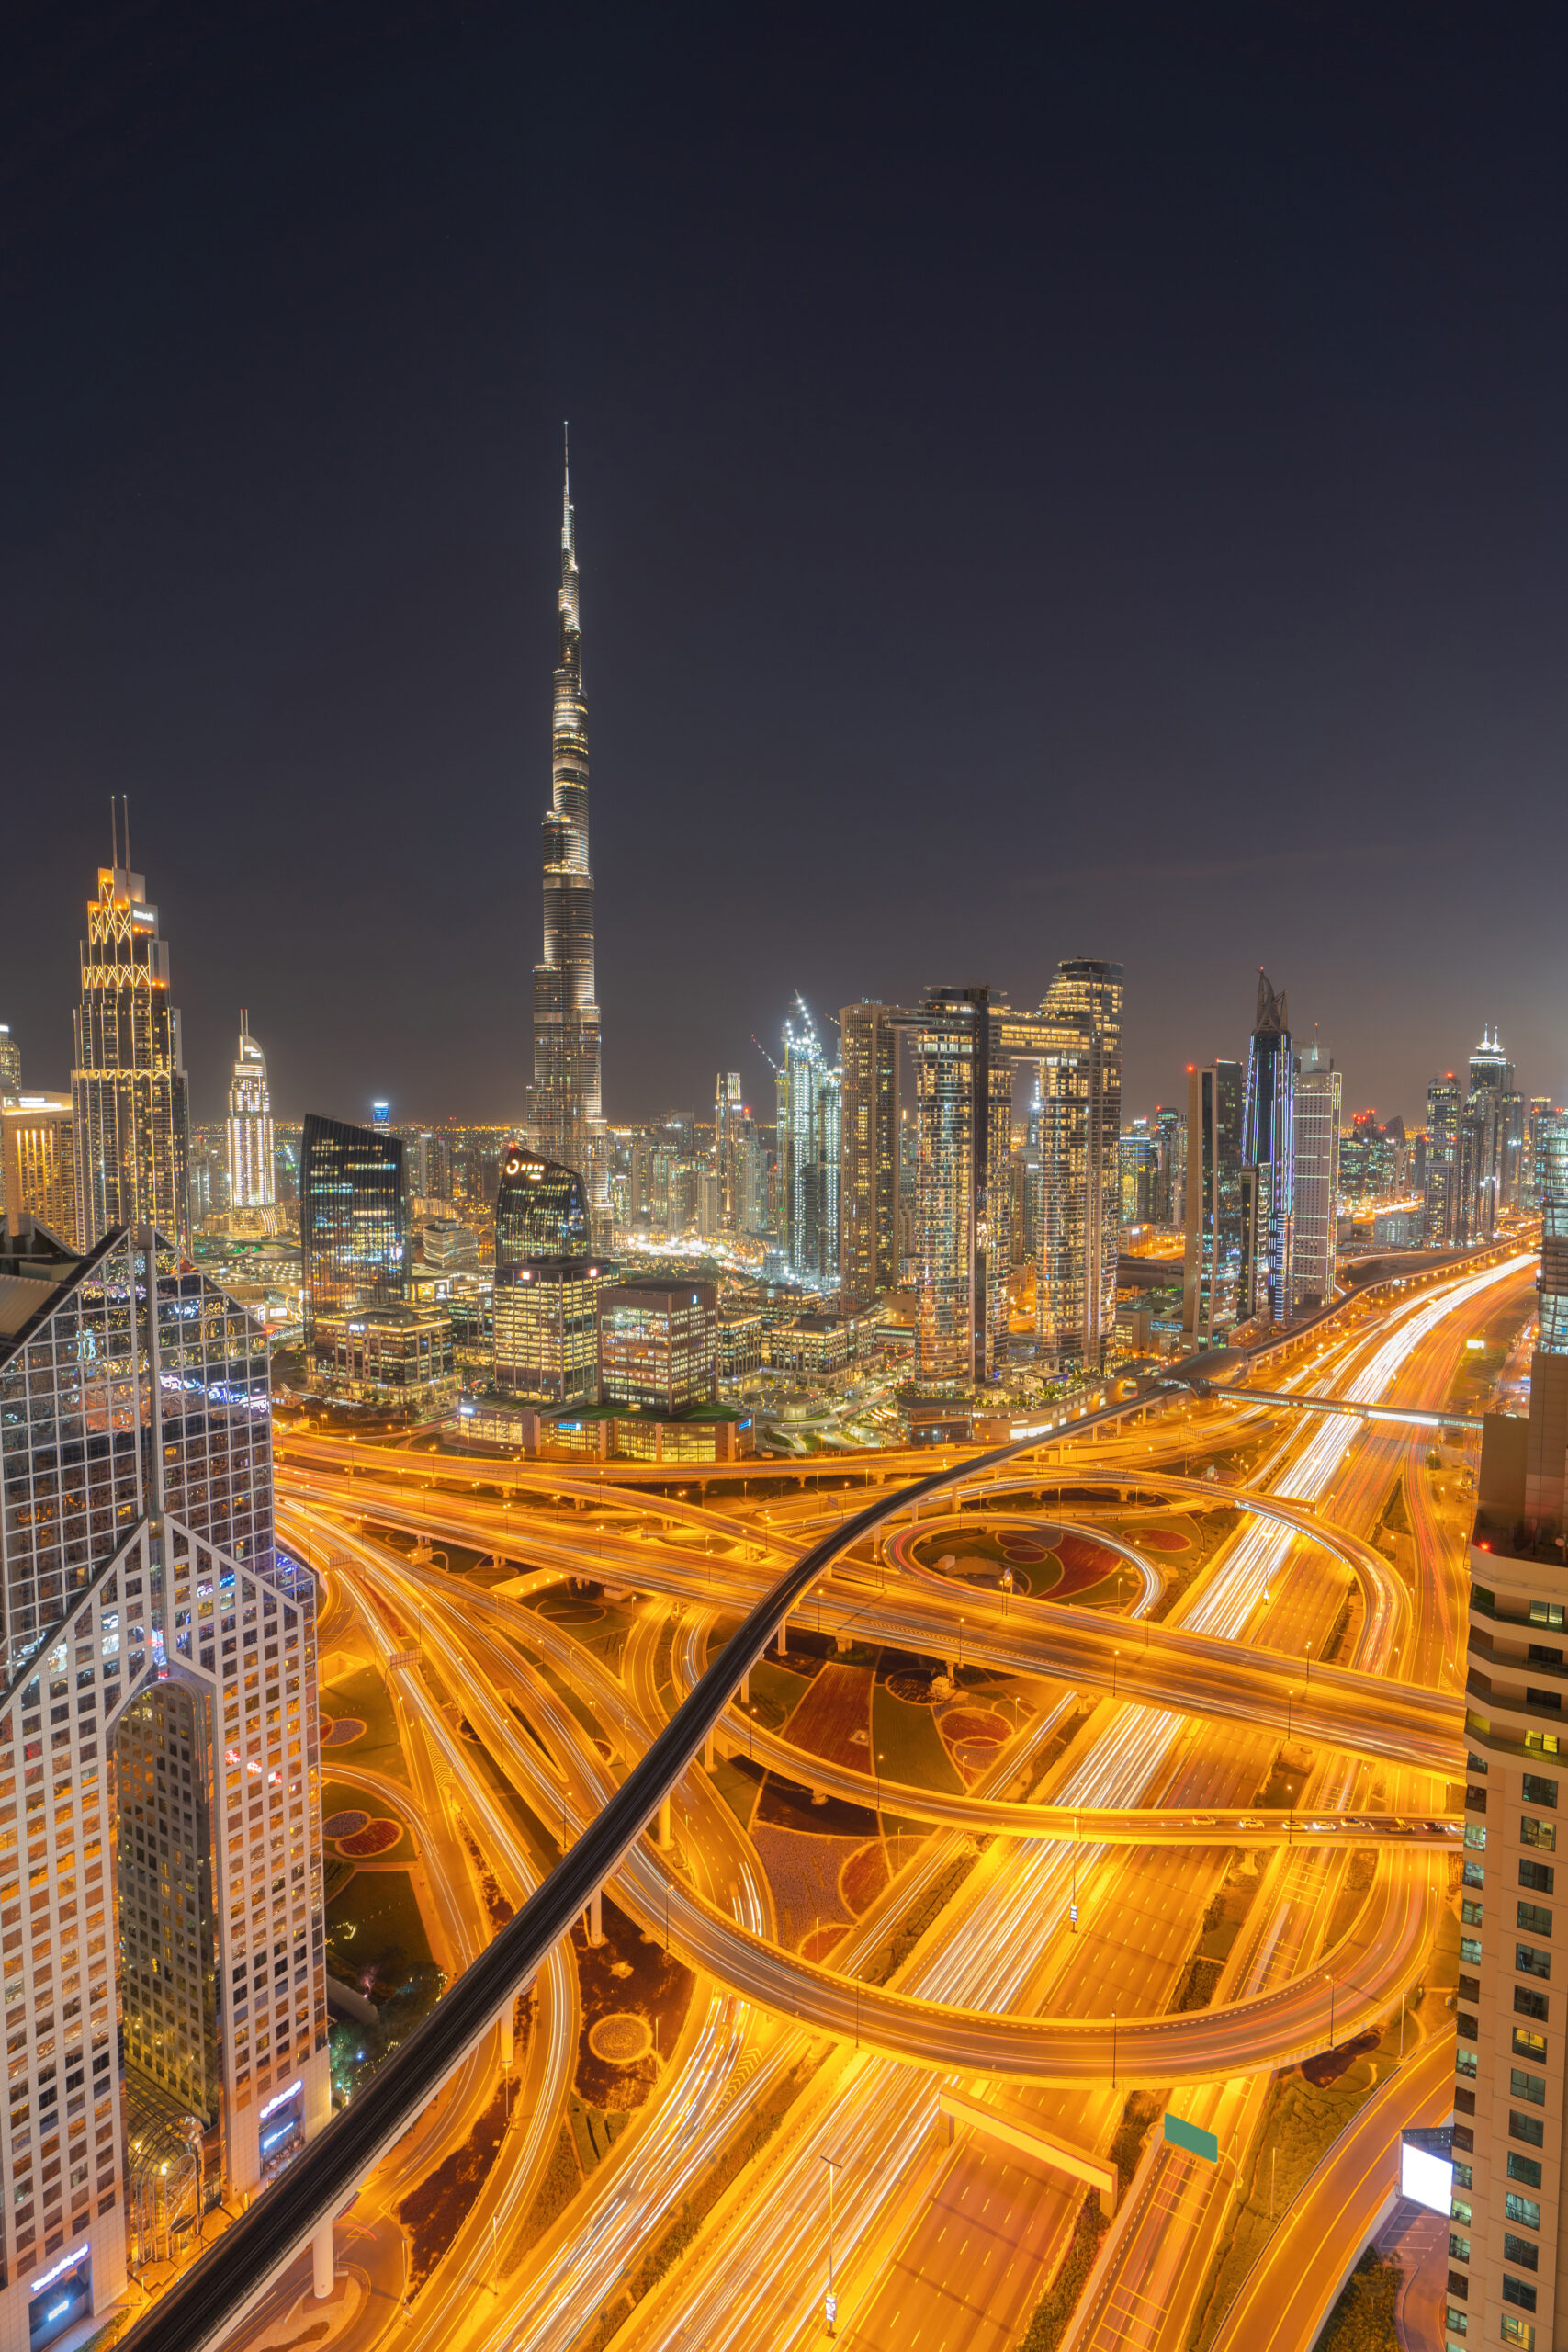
[740,1668,750,1704]
[656,1795,671,1848]
[777,1612,788,1657]
[702,1729,715,1770]
[312,2219,333,2301]
[500,2003,514,2066]
[589,1884,604,1943]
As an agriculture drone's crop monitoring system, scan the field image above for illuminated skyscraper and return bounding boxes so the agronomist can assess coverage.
[1183,1060,1244,1347]
[1426,1075,1462,1243]
[1292,1049,1341,1308]
[299,1114,406,1348]
[0,1026,18,1103]
[777,1001,840,1288]
[912,987,1013,1383]
[0,1218,327,2348]
[839,1002,902,1308]
[1032,959,1124,1372]
[714,1074,748,1236]
[226,1015,276,1209]
[71,810,190,1253]
[492,1143,603,1401]
[530,435,603,1175]
[1240,971,1294,1326]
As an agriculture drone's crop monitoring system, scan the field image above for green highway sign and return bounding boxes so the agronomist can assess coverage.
[1163,2112,1220,2165]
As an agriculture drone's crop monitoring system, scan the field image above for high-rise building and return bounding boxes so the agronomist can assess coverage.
[530,438,603,1176]
[1292,1050,1341,1308]
[491,1144,603,1402]
[1032,959,1124,1373]
[226,1015,276,1210]
[714,1075,746,1235]
[599,1282,717,1413]
[299,1114,407,1347]
[0,1216,328,2347]
[911,987,1014,1384]
[1529,1103,1568,1212]
[1153,1103,1187,1229]
[0,1026,19,1103]
[839,1002,902,1308]
[1120,1119,1156,1227]
[3,1096,77,1245]
[777,1001,840,1289]
[71,815,190,1254]
[1460,1183,1568,2351]
[1240,972,1294,1327]
[1427,1076,1463,1244]
[1183,1060,1244,1348]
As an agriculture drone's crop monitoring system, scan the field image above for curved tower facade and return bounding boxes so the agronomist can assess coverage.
[530,438,602,1175]
[226,1012,275,1207]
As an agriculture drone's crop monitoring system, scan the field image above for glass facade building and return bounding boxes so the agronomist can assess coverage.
[71,830,190,1256]
[3,1098,77,1248]
[0,1219,327,2346]
[912,988,1013,1385]
[1240,972,1295,1327]
[299,1114,407,1346]
[492,1146,603,1403]
[1183,1060,1244,1348]
[1032,959,1123,1374]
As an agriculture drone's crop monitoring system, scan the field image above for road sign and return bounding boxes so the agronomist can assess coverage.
[1163,2111,1219,2164]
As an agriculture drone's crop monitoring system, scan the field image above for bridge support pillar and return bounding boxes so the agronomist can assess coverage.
[740,1668,750,1704]
[588,1885,604,1944]
[702,1730,715,1770]
[777,1613,788,1657]
[311,2218,333,2301]
[500,2002,514,2065]
[656,1795,671,1848]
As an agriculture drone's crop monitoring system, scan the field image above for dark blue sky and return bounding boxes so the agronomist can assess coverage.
[2,2,1565,1127]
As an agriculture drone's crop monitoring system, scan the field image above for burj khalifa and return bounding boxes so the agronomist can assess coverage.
[529,433,603,1174]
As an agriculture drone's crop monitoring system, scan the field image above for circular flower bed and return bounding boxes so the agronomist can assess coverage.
[335,1818,401,1859]
[322,1716,367,1747]
[588,2013,652,2064]
[322,1810,370,1839]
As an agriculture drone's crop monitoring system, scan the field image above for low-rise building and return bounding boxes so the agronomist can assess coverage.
[313,1302,457,1413]
[455,1395,753,1463]
[717,1302,763,1385]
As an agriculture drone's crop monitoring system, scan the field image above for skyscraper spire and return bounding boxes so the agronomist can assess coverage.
[530,431,602,1174]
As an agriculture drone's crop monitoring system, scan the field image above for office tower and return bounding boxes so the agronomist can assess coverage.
[370,1102,390,1134]
[777,1001,840,1288]
[1119,1118,1156,1226]
[839,1002,902,1308]
[1032,959,1123,1374]
[226,1016,276,1210]
[1427,1076,1462,1244]
[0,1217,328,2347]
[1463,1029,1517,1233]
[714,1075,746,1234]
[1154,1104,1186,1229]
[71,817,190,1254]
[0,1027,18,1102]
[1239,973,1294,1327]
[1292,1050,1341,1308]
[910,987,1013,1383]
[1460,1186,1568,2352]
[1182,1060,1244,1347]
[3,1097,77,1245]
[599,1282,717,1413]
[1531,1105,1568,1211]
[299,1114,407,1352]
[530,439,603,1175]
[491,1144,603,1402]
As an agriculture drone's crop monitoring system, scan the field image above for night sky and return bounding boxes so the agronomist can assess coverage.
[3,3,1565,1130]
